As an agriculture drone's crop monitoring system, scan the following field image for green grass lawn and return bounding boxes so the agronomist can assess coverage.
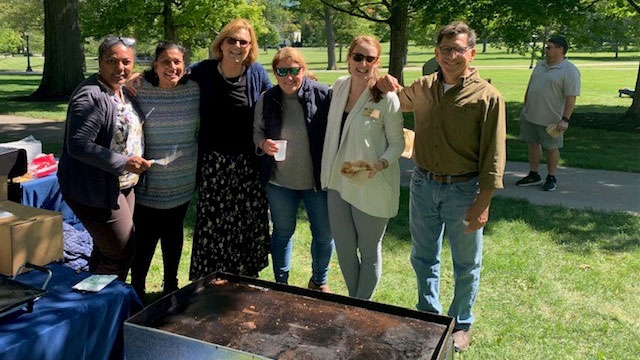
[1,46,640,359]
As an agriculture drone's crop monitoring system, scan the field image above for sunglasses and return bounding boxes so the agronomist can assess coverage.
[99,36,136,60]
[275,67,302,77]
[225,37,251,48]
[103,36,136,48]
[351,53,377,63]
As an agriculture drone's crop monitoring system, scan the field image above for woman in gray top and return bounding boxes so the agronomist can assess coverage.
[253,47,333,291]
[130,41,200,298]
[58,36,152,281]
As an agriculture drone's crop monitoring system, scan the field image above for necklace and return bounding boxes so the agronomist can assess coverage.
[218,63,245,86]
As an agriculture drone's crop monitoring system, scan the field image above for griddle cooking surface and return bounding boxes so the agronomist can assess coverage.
[0,276,45,315]
[146,279,446,359]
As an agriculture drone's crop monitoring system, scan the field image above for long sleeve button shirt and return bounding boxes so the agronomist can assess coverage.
[398,68,506,189]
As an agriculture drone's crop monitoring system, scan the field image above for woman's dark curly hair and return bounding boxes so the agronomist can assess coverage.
[143,40,189,86]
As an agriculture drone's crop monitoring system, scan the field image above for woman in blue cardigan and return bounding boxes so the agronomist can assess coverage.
[58,36,152,281]
[253,47,334,292]
[188,19,272,279]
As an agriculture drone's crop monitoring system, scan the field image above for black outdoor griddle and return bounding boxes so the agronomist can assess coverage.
[0,263,52,319]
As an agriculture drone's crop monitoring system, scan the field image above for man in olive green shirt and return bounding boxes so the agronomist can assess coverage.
[378,21,506,352]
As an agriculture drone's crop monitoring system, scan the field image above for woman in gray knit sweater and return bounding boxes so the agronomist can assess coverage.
[253,47,334,292]
[129,41,200,298]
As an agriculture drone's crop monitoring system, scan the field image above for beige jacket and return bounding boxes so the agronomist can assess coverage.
[321,76,405,218]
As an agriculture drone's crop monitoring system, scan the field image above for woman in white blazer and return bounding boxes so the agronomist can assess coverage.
[320,35,404,300]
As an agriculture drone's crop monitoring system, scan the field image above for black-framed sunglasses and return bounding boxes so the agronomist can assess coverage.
[351,53,377,63]
[275,67,302,77]
[225,37,251,48]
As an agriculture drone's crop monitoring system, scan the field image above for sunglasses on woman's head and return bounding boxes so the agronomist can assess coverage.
[225,37,251,47]
[351,53,377,63]
[275,67,302,77]
[102,36,136,49]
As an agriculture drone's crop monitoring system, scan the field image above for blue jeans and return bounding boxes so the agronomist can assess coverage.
[266,183,334,285]
[409,167,483,331]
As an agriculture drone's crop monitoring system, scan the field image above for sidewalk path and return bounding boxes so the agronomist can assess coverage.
[0,115,64,143]
[2,115,638,215]
[400,158,639,216]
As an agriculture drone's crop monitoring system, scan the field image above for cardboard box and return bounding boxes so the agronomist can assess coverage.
[0,200,63,276]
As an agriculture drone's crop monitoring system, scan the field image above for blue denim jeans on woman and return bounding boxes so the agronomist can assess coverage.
[266,183,334,285]
[409,167,483,331]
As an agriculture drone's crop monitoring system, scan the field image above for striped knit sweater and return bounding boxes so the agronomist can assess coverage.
[134,78,200,209]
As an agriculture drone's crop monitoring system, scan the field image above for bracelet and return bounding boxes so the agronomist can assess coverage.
[561,116,570,122]
[379,159,389,169]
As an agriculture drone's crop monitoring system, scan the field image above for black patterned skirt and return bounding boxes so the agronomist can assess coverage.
[189,150,270,280]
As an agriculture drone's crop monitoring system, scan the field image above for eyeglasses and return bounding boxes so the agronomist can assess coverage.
[275,67,302,77]
[351,53,377,63]
[438,46,471,56]
[225,37,251,48]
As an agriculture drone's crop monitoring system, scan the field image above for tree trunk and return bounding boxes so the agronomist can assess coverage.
[163,0,177,41]
[387,0,409,84]
[31,0,84,100]
[626,61,640,119]
[324,6,337,70]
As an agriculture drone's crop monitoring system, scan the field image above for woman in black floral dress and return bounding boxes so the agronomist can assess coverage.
[188,19,272,279]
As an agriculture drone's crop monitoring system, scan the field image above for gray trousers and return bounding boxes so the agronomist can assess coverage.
[327,190,388,300]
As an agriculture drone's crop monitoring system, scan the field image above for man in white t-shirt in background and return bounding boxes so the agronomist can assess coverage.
[516,35,581,191]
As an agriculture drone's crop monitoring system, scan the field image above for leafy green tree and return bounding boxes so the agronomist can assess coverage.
[80,0,266,62]
[319,0,430,84]
[0,29,23,54]
[259,0,297,49]
[0,0,44,54]
[295,0,375,70]
[569,0,639,56]
[0,0,43,34]
[294,0,338,70]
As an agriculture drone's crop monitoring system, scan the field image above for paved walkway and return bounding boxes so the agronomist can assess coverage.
[399,156,639,216]
[2,114,638,215]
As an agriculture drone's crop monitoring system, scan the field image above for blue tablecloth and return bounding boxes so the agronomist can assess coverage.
[19,173,83,230]
[0,263,142,360]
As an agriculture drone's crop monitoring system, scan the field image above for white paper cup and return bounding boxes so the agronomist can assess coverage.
[274,140,287,161]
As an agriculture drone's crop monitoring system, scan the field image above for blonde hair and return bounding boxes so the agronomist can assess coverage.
[347,35,382,103]
[271,47,307,70]
[211,19,259,65]
[270,47,317,80]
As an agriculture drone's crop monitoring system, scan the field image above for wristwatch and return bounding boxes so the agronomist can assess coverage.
[561,116,570,122]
